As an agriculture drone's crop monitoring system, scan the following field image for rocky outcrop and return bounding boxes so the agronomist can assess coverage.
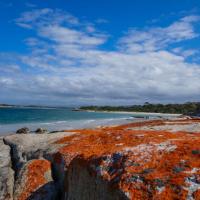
[16,128,29,134]
[14,159,56,200]
[66,156,129,200]
[0,138,14,200]
[3,132,75,173]
[3,132,75,200]
[35,128,48,134]
[54,118,200,199]
[0,118,200,200]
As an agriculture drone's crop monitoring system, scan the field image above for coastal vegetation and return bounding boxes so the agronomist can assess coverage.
[80,102,200,115]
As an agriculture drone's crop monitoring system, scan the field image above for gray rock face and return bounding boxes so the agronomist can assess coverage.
[16,127,29,134]
[2,132,75,200]
[66,157,128,200]
[4,132,75,172]
[35,128,48,134]
[127,122,200,132]
[0,138,14,200]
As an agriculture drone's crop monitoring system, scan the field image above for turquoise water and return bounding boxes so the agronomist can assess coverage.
[0,107,133,124]
[0,107,134,134]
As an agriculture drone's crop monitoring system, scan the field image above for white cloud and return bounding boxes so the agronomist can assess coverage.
[118,15,200,53]
[39,25,107,46]
[15,8,79,29]
[1,9,200,105]
[172,47,198,58]
[0,64,20,74]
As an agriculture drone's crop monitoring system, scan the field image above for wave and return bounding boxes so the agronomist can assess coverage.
[0,117,134,135]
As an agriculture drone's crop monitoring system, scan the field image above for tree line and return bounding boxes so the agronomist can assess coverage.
[80,102,200,115]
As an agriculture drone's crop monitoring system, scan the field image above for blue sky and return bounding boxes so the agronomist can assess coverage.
[0,0,200,105]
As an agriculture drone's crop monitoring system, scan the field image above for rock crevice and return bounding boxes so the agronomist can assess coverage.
[2,132,71,200]
[0,138,14,200]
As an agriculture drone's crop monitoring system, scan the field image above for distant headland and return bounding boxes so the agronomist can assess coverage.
[0,104,69,109]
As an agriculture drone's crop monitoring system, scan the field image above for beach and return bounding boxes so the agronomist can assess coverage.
[82,109,182,117]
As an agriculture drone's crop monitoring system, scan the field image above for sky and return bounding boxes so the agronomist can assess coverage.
[0,0,200,106]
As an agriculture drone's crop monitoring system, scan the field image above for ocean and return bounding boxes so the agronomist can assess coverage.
[0,107,136,135]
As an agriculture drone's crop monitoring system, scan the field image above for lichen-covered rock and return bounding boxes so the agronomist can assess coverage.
[0,138,14,200]
[14,159,56,200]
[1,118,200,200]
[53,118,200,200]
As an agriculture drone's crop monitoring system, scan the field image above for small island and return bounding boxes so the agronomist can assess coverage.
[0,104,69,109]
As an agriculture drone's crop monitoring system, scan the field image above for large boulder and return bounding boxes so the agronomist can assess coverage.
[14,159,56,200]
[53,118,200,200]
[0,138,14,200]
[4,132,75,172]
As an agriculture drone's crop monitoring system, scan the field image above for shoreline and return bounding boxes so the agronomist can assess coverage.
[80,109,182,117]
[0,115,186,136]
[0,116,137,136]
[0,111,184,136]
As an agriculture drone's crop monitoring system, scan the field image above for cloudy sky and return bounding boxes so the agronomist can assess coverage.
[0,0,200,106]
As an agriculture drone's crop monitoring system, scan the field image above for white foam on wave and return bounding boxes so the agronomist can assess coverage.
[0,117,133,135]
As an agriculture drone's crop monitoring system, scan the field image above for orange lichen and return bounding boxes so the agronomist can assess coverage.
[52,118,200,199]
[17,159,51,200]
[193,189,200,199]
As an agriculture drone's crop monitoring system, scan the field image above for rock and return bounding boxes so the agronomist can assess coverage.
[66,156,128,200]
[53,118,200,199]
[14,159,56,200]
[4,131,75,172]
[35,128,48,134]
[1,118,200,199]
[16,127,29,134]
[0,138,14,200]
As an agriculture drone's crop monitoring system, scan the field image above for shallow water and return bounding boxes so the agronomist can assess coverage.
[0,107,135,134]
